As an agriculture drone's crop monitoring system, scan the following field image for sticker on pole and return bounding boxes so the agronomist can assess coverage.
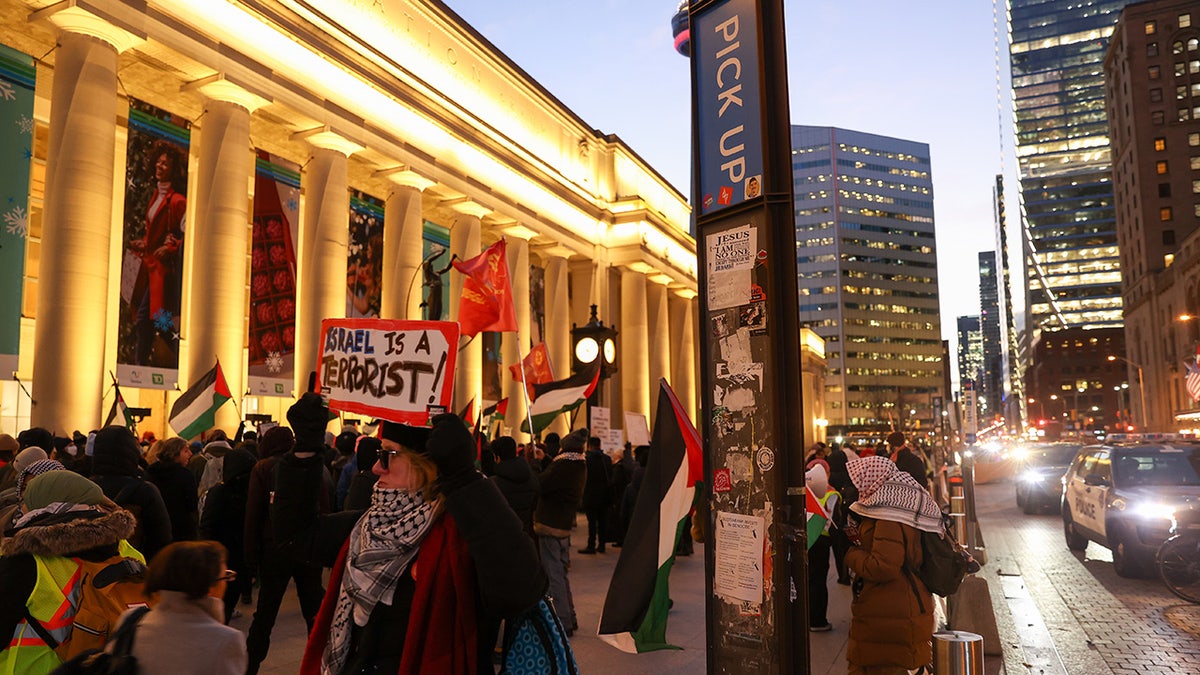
[316,318,458,425]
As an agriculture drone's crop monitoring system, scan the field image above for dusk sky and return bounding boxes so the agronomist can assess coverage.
[446,0,1022,386]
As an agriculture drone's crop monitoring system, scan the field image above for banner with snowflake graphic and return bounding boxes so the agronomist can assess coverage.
[348,190,384,318]
[116,99,191,390]
[0,46,34,378]
[248,151,300,397]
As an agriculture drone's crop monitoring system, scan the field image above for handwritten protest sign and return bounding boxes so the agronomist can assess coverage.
[316,318,458,424]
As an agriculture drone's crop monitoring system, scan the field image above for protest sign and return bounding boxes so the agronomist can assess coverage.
[316,318,458,424]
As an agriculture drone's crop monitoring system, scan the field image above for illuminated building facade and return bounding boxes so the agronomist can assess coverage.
[979,251,1004,421]
[956,314,984,400]
[1106,0,1200,429]
[791,126,943,440]
[0,0,698,438]
[1009,0,1130,334]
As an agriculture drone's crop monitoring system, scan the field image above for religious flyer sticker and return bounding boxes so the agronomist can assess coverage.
[590,405,611,440]
[713,511,765,604]
[316,318,458,425]
[706,223,756,311]
[755,446,775,472]
[624,411,650,447]
[713,467,733,493]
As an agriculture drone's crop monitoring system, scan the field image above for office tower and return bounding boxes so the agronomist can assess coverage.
[792,126,942,439]
[1010,0,1132,335]
[1106,0,1200,430]
[957,315,984,398]
[994,175,1025,429]
[979,251,1004,422]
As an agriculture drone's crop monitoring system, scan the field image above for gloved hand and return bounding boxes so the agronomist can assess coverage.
[426,413,480,494]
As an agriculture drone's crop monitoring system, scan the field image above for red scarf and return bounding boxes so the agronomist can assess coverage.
[301,515,477,675]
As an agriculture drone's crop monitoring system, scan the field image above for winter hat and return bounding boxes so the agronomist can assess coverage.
[805,462,830,496]
[287,393,329,447]
[13,446,48,474]
[381,421,431,453]
[355,437,381,471]
[92,426,142,476]
[202,440,231,456]
[220,448,258,483]
[0,433,18,455]
[561,428,588,453]
[492,436,517,461]
[257,425,294,458]
[17,459,66,499]
[17,428,53,453]
[425,413,475,467]
[23,471,107,510]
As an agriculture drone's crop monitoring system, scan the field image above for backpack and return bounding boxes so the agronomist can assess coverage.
[66,556,150,659]
[906,515,973,598]
[50,605,150,675]
[500,597,578,675]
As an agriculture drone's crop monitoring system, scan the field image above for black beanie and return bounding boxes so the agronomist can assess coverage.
[381,421,431,454]
[561,428,588,452]
[426,413,475,462]
[18,427,54,452]
[287,393,329,448]
[356,437,381,471]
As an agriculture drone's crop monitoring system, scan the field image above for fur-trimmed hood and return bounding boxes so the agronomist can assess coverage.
[0,508,136,557]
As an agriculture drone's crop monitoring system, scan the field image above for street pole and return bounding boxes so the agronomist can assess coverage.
[1137,365,1147,429]
[690,0,804,671]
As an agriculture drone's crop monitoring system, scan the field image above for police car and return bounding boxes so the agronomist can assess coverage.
[1013,443,1083,514]
[1060,439,1200,577]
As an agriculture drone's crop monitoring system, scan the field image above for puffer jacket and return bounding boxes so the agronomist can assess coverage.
[490,457,539,539]
[844,517,934,670]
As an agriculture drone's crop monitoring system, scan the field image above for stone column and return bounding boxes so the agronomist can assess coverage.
[183,78,267,430]
[569,261,594,330]
[448,201,487,412]
[670,291,699,424]
[377,169,433,319]
[620,268,650,423]
[292,128,362,396]
[30,9,141,431]
[647,280,671,427]
[501,235,531,440]
[542,254,571,438]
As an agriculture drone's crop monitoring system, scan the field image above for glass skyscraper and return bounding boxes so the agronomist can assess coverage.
[792,126,942,437]
[1009,0,1133,333]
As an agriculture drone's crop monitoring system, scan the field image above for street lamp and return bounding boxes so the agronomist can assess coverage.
[1107,354,1147,429]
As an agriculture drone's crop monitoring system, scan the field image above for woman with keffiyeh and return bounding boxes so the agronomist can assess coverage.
[843,455,942,675]
[298,413,547,675]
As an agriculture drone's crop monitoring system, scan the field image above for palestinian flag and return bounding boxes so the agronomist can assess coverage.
[482,398,509,423]
[520,362,599,435]
[169,362,232,439]
[104,384,133,430]
[598,379,702,653]
[805,486,827,550]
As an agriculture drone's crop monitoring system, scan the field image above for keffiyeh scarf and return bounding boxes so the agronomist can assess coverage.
[553,451,585,462]
[847,455,943,534]
[323,486,439,674]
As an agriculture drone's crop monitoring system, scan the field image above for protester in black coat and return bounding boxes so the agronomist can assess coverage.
[825,442,855,584]
[606,444,634,547]
[200,447,257,623]
[89,425,172,560]
[887,431,929,491]
[489,436,539,541]
[342,437,380,511]
[145,437,199,543]
[580,436,611,554]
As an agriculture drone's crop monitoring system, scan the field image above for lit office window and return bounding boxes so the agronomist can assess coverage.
[1182,108,1192,122]
[1155,137,1167,151]
[1158,160,1170,174]
[1176,41,1186,55]
[1193,179,1200,193]
[1191,133,1200,146]
[1161,207,1173,221]
[1192,156,1200,170]
[1182,14,1193,28]
[1146,20,1157,35]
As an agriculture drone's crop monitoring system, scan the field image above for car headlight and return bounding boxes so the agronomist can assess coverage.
[1019,470,1046,483]
[1123,501,1176,521]
[1011,447,1029,462]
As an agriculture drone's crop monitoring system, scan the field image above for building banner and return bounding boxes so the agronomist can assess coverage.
[315,318,459,425]
[0,45,34,378]
[248,151,301,397]
[117,99,191,390]
[347,190,384,318]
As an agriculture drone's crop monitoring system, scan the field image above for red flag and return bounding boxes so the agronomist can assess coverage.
[508,342,555,401]
[453,239,518,337]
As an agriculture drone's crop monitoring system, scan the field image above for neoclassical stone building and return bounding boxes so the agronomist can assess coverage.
[0,0,698,440]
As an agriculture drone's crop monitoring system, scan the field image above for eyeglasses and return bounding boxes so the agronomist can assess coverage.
[219,570,237,583]
[378,449,404,470]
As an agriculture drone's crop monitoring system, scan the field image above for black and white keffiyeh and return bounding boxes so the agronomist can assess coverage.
[847,455,943,534]
[323,486,439,674]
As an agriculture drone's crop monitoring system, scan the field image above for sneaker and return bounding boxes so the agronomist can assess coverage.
[809,623,833,632]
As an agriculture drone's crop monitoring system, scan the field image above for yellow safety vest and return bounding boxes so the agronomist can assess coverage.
[0,554,81,675]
